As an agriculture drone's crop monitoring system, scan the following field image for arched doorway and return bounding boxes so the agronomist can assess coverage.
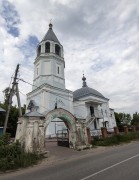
[44,108,77,149]
[15,108,89,153]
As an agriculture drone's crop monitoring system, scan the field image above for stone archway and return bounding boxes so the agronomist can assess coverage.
[15,108,90,153]
[44,108,77,149]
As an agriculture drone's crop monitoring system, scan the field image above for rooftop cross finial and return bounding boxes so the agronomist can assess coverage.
[82,74,87,87]
[49,19,53,29]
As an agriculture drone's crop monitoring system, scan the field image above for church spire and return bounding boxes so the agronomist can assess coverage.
[41,23,60,44]
[82,74,87,87]
[49,22,53,30]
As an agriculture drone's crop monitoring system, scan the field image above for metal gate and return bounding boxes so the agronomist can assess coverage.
[57,129,69,147]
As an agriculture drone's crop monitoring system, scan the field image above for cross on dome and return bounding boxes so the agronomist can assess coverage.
[82,74,87,87]
[49,23,53,29]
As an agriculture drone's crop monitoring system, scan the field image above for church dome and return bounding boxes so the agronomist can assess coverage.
[73,86,105,100]
[73,75,106,100]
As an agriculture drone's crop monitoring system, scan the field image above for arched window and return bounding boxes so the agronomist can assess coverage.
[55,44,61,56]
[37,45,41,56]
[45,42,50,53]
[57,66,60,74]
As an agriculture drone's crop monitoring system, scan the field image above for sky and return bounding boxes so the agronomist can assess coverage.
[0,0,139,115]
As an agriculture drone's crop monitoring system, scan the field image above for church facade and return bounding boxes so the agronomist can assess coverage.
[26,23,117,135]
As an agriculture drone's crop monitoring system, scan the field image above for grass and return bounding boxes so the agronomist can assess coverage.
[0,134,43,171]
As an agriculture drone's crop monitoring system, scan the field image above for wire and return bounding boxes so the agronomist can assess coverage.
[17,78,113,117]
[19,87,60,106]
[19,90,26,97]
[19,89,51,112]
[19,87,87,119]
[17,78,74,103]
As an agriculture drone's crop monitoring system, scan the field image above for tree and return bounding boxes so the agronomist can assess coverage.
[121,113,132,126]
[0,103,26,137]
[3,87,12,104]
[114,112,121,127]
[114,112,132,127]
[131,112,139,126]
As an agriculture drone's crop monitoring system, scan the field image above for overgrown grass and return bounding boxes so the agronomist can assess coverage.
[92,132,139,147]
[0,134,43,171]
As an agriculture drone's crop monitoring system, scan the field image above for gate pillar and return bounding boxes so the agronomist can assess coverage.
[15,112,46,153]
[86,127,91,144]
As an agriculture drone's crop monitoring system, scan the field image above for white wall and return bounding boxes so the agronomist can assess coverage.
[27,84,73,114]
[73,96,117,129]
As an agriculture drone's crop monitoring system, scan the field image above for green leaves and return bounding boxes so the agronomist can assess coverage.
[0,134,41,171]
[132,112,139,126]
[114,112,132,127]
[0,103,26,137]
[92,132,139,146]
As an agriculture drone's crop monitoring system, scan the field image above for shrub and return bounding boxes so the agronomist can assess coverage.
[92,132,139,147]
[0,134,42,171]
[0,133,10,146]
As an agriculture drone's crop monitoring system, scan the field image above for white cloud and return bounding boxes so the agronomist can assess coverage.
[0,0,139,114]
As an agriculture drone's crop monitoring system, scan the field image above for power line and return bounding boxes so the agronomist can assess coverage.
[18,89,51,112]
[19,88,65,107]
[17,78,113,118]
[19,87,85,118]
[19,90,26,97]
[17,78,74,103]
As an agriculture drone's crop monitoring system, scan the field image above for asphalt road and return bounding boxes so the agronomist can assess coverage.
[1,142,139,180]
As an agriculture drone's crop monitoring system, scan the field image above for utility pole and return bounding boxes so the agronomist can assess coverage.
[16,83,22,116]
[3,64,22,134]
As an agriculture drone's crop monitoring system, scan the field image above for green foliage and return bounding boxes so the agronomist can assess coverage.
[0,134,42,171]
[92,132,139,146]
[131,112,139,126]
[3,87,11,104]
[114,112,132,127]
[0,103,26,137]
[0,133,10,146]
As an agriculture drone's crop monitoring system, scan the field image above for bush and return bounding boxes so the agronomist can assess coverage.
[0,134,42,171]
[92,132,139,147]
[0,133,10,146]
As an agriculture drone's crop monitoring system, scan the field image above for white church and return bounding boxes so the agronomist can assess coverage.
[26,23,117,135]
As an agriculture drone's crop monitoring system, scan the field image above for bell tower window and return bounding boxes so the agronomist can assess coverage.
[57,66,60,74]
[37,68,39,75]
[55,44,60,56]
[45,42,50,53]
[36,64,39,76]
[37,45,41,57]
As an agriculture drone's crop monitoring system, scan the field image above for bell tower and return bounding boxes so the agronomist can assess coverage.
[27,23,73,114]
[33,23,65,90]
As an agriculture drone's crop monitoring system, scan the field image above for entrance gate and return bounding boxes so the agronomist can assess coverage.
[57,129,69,147]
[15,108,90,153]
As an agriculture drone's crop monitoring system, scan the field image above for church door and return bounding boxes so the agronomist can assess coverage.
[90,106,94,116]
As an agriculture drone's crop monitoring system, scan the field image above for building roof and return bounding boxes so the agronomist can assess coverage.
[73,86,106,100]
[24,111,45,118]
[73,75,107,101]
[41,23,60,44]
[0,107,6,113]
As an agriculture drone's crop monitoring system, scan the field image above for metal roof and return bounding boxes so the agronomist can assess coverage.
[73,74,108,101]
[41,23,60,44]
[0,107,6,113]
[24,111,45,117]
[73,86,106,100]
